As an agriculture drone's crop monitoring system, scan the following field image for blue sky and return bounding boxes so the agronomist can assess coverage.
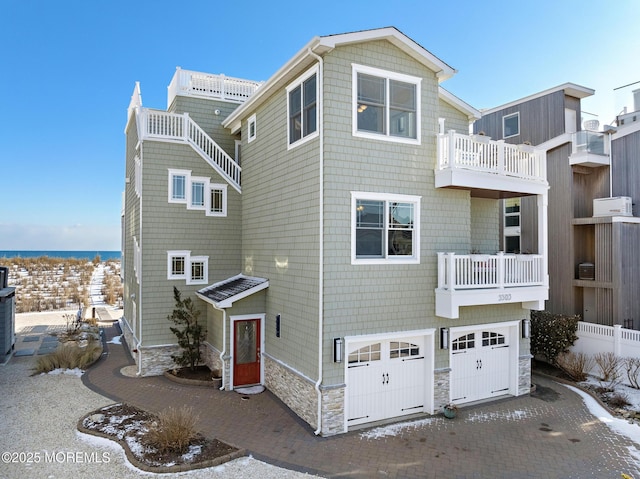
[1,0,638,250]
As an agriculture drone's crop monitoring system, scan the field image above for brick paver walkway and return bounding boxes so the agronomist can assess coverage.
[82,322,640,478]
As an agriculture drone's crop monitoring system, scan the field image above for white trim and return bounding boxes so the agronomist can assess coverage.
[350,191,421,265]
[247,114,257,143]
[168,169,190,204]
[206,183,228,217]
[286,65,320,150]
[167,250,189,280]
[503,112,520,139]
[229,314,266,390]
[187,176,209,210]
[352,64,421,145]
[480,83,594,115]
[186,255,208,285]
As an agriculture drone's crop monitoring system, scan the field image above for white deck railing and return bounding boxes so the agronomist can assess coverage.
[167,68,262,106]
[437,252,544,290]
[138,109,241,192]
[437,131,546,183]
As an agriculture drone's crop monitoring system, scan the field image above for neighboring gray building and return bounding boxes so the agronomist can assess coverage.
[122,27,548,435]
[474,83,640,329]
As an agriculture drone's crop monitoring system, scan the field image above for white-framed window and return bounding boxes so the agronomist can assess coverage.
[168,169,190,203]
[134,155,142,197]
[351,192,421,264]
[133,236,141,281]
[206,183,227,217]
[504,198,521,253]
[503,112,520,138]
[188,177,208,210]
[188,256,208,285]
[287,66,318,148]
[167,251,208,285]
[247,114,257,143]
[353,64,421,144]
[167,250,189,280]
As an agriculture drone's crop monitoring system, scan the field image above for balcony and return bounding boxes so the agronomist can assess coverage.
[436,131,548,197]
[435,252,548,319]
[569,130,610,168]
[167,68,263,107]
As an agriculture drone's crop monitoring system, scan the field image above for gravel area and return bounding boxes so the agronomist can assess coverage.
[0,313,318,479]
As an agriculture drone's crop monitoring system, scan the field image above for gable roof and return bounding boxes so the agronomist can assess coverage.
[223,27,457,133]
[196,274,269,308]
[439,87,481,120]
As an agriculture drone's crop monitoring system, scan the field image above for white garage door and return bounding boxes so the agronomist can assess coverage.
[450,327,511,404]
[347,336,426,427]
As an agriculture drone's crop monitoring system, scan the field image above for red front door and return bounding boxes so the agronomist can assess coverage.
[233,319,261,386]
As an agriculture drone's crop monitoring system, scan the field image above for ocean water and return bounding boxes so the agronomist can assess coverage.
[0,250,121,261]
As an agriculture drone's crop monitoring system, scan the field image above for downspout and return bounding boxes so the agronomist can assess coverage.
[213,304,227,390]
[136,127,144,377]
[308,48,324,436]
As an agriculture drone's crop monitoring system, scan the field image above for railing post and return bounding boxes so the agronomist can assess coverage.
[183,112,190,141]
[448,130,456,169]
[437,252,445,288]
[497,251,505,289]
[614,324,622,357]
[497,140,505,175]
[446,252,456,291]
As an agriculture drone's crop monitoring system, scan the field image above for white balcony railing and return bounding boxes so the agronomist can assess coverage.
[138,108,241,192]
[437,252,545,291]
[437,131,546,184]
[167,68,262,107]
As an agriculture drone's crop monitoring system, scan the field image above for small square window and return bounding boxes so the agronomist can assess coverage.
[167,251,189,280]
[168,169,190,203]
[207,184,227,217]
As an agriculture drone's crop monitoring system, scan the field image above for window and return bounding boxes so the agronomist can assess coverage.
[353,65,420,143]
[348,343,381,363]
[287,67,318,147]
[351,192,420,264]
[167,251,188,280]
[247,114,257,143]
[452,333,475,351]
[189,256,207,284]
[503,112,520,138]
[207,184,227,217]
[482,331,505,347]
[504,198,521,253]
[167,251,208,285]
[389,341,420,359]
[189,178,207,209]
[168,169,190,203]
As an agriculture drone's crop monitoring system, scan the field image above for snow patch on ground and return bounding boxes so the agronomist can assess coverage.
[563,383,640,443]
[465,408,531,423]
[45,367,84,377]
[108,335,122,345]
[359,417,439,439]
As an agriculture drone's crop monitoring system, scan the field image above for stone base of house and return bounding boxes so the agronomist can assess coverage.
[433,367,451,410]
[518,354,533,395]
[202,341,227,385]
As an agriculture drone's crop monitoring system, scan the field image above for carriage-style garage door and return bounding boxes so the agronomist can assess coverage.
[450,326,512,404]
[347,335,427,427]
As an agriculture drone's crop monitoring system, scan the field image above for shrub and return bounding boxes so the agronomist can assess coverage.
[530,311,580,365]
[556,352,594,381]
[167,287,206,372]
[31,339,102,375]
[623,357,640,389]
[146,405,199,454]
[594,352,621,389]
[608,391,631,409]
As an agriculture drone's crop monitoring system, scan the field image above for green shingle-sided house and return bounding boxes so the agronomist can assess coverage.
[122,27,549,436]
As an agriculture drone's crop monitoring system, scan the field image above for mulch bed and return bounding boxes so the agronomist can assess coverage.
[79,403,245,473]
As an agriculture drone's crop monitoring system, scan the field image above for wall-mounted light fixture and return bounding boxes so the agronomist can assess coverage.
[276,314,281,338]
[440,327,449,350]
[522,319,531,339]
[334,338,343,363]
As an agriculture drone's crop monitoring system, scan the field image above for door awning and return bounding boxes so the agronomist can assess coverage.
[196,274,269,308]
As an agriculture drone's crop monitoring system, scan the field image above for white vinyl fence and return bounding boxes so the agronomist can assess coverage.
[569,322,640,384]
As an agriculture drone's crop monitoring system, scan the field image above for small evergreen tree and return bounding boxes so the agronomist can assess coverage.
[530,311,580,365]
[167,287,206,371]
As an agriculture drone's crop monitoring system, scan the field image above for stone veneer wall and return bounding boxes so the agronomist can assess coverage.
[264,354,318,431]
[518,355,533,395]
[433,368,451,411]
[202,342,226,383]
[320,385,345,436]
[138,344,181,377]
